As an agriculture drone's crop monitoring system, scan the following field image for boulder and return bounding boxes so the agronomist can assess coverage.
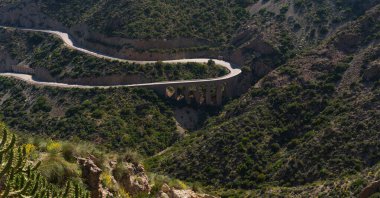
[161,183,171,193]
[77,157,111,198]
[359,180,380,198]
[113,162,151,195]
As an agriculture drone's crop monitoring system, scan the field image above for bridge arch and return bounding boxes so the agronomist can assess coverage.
[152,76,238,106]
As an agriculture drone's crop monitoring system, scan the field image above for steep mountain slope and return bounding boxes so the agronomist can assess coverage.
[0,0,250,60]
[0,0,379,197]
[2,0,377,70]
[148,5,380,195]
[231,0,380,81]
[38,0,249,42]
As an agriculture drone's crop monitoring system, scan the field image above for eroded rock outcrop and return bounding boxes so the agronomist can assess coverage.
[113,161,151,195]
[77,157,112,198]
[158,184,218,198]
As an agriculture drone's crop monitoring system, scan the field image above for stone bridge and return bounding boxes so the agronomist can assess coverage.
[0,64,241,106]
[149,77,239,106]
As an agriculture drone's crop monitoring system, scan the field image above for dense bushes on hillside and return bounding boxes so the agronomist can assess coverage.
[149,52,378,190]
[243,0,379,70]
[0,1,379,197]
[0,77,179,156]
[38,0,250,43]
[147,7,380,193]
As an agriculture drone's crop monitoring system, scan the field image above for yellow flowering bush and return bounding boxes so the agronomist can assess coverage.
[24,143,36,156]
[118,188,131,198]
[100,172,113,188]
[170,179,188,190]
[46,142,62,154]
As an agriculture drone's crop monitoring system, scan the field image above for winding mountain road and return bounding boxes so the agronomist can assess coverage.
[0,26,241,89]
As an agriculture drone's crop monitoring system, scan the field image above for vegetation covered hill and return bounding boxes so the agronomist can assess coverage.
[0,0,251,44]
[0,28,227,82]
[0,77,181,156]
[246,0,379,43]
[0,0,379,197]
[38,0,251,43]
[1,122,220,197]
[223,0,378,86]
[147,5,380,196]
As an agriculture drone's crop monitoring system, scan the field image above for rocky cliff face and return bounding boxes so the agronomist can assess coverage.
[77,157,112,198]
[77,155,219,197]
[78,156,151,197]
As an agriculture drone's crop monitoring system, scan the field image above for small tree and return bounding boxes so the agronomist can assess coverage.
[207,59,216,67]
